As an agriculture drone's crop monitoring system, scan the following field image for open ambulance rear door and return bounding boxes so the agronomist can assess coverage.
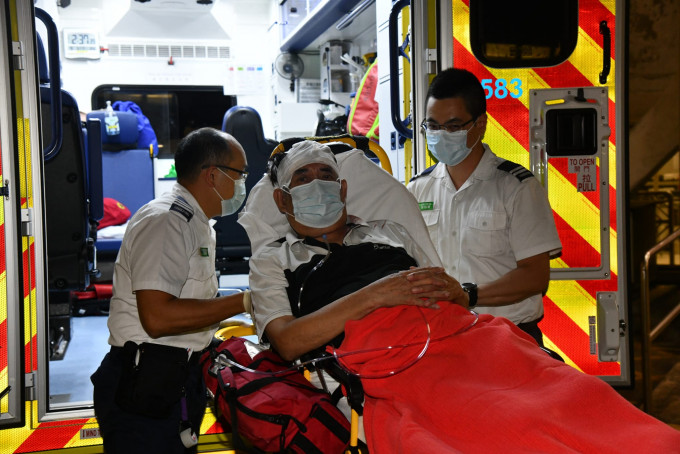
[402,0,630,385]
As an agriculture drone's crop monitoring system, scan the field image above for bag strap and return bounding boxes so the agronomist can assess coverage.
[216,367,268,454]
[289,404,350,453]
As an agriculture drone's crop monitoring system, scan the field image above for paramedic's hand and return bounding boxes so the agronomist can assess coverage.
[405,267,469,309]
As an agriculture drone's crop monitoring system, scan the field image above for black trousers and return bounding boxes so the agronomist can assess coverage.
[517,316,545,347]
[91,346,207,454]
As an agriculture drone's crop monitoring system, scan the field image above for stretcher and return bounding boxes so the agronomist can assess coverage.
[211,134,680,453]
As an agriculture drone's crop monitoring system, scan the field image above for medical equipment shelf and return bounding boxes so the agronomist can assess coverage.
[280,0,373,53]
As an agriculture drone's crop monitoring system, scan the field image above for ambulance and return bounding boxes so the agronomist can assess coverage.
[1,0,636,452]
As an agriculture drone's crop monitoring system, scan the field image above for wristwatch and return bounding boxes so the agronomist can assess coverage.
[462,283,478,308]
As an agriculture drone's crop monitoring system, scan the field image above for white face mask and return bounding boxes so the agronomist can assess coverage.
[284,179,345,228]
[426,122,480,166]
[213,169,247,216]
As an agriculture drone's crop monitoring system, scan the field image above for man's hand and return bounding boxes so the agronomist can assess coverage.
[361,267,468,310]
[405,267,469,308]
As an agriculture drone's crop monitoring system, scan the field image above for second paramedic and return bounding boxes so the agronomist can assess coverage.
[407,68,562,346]
[91,127,250,454]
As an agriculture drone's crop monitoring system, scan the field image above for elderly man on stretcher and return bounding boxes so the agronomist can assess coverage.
[244,140,680,453]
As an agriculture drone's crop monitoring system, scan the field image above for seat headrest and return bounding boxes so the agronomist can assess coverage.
[222,106,271,151]
[237,146,441,266]
[86,110,140,150]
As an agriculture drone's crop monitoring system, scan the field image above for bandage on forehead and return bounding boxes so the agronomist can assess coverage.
[274,140,340,188]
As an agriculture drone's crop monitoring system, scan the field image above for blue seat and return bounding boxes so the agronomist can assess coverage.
[87,110,156,254]
[214,106,277,274]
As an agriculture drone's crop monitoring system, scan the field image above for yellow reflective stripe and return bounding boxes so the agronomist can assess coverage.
[201,408,219,433]
[610,226,619,277]
[608,141,617,191]
[485,116,530,168]
[546,280,596,335]
[542,336,583,373]
[600,0,616,18]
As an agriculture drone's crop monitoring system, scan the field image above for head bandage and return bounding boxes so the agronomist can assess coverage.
[273,141,339,188]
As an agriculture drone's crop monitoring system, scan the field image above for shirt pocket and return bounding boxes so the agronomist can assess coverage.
[462,211,508,257]
[421,209,440,247]
[185,250,218,298]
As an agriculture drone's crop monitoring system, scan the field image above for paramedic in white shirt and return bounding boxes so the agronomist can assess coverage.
[407,68,562,346]
[91,127,249,454]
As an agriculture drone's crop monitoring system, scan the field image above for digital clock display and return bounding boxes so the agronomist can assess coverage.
[69,33,97,46]
[63,29,100,59]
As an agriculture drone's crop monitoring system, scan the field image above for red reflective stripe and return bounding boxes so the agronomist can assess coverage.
[553,213,603,268]
[22,242,31,301]
[204,420,225,435]
[14,420,89,453]
[579,0,616,57]
[533,62,593,94]
[542,297,621,376]
[609,98,617,147]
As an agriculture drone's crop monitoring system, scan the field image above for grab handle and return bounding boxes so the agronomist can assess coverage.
[599,21,611,84]
[35,8,63,161]
[389,0,413,139]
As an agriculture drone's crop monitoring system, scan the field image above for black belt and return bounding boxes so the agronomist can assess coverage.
[110,343,206,365]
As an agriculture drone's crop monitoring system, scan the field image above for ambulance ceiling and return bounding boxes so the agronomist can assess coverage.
[107,0,229,40]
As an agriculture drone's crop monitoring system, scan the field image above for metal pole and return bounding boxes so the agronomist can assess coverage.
[640,256,652,412]
[639,227,680,412]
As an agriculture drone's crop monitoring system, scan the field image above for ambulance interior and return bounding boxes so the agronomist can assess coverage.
[35,0,381,411]
[28,0,680,433]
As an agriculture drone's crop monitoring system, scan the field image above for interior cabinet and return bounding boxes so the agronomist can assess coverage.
[279,0,377,108]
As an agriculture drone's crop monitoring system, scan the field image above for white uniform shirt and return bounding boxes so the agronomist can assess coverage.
[107,183,219,351]
[407,145,562,324]
[248,217,435,341]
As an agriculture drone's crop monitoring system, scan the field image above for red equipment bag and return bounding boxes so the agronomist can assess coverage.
[201,337,351,454]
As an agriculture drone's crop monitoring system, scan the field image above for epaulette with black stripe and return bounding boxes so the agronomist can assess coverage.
[497,160,534,182]
[169,196,194,222]
[409,164,437,182]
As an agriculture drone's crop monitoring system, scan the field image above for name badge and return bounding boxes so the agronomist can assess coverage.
[418,202,434,211]
[200,247,209,257]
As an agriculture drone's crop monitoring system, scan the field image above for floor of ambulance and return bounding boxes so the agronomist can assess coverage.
[49,274,249,406]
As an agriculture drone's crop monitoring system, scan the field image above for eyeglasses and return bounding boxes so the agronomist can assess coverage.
[420,118,476,133]
[203,164,249,180]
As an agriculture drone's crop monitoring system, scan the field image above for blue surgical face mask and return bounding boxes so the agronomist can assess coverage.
[426,122,480,166]
[284,179,345,228]
[213,169,247,216]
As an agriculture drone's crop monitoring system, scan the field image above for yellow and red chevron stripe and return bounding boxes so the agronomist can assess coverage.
[1,401,233,453]
[453,0,620,376]
[1,130,7,419]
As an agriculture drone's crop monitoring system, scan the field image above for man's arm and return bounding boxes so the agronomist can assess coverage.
[476,252,550,307]
[265,267,463,361]
[136,290,245,338]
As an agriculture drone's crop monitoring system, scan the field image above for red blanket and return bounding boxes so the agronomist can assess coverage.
[333,303,680,453]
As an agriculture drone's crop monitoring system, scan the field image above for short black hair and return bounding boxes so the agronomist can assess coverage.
[174,127,235,182]
[426,68,486,120]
